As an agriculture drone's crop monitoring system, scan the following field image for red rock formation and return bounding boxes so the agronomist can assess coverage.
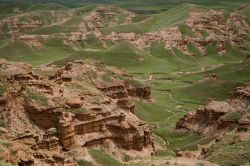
[66,98,83,108]
[33,131,60,151]
[127,84,151,100]
[0,59,154,165]
[99,9,250,56]
[176,85,250,136]
[57,113,75,150]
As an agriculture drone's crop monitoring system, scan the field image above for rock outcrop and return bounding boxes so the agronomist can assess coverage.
[0,58,154,165]
[64,7,136,43]
[176,84,250,136]
[99,10,249,56]
[18,35,42,48]
[32,129,60,151]
[1,5,248,57]
[127,83,151,100]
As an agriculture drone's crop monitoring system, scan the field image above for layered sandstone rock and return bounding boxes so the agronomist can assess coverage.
[65,7,136,42]
[127,84,151,100]
[0,59,154,165]
[33,129,60,151]
[176,84,250,136]
[0,11,69,31]
[66,98,83,108]
[58,113,75,150]
[99,9,250,56]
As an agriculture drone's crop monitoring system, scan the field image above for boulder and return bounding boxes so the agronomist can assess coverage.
[66,98,82,108]
[52,153,65,162]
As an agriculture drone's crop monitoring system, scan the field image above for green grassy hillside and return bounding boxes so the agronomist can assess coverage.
[0,38,71,65]
[100,3,200,34]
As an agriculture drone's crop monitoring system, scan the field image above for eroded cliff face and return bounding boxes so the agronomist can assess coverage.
[174,85,250,165]
[0,11,70,44]
[99,10,250,56]
[83,7,135,30]
[0,59,154,165]
[0,6,136,49]
[62,8,250,56]
[176,85,250,136]
[1,6,249,56]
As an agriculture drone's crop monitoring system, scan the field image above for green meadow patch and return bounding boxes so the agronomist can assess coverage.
[89,149,123,166]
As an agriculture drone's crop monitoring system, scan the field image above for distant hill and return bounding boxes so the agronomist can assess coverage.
[0,0,250,9]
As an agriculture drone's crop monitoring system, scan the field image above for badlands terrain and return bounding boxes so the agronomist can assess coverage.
[0,0,250,165]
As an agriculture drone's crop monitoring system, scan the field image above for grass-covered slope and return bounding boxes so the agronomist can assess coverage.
[100,3,199,34]
[206,131,250,166]
[0,38,71,65]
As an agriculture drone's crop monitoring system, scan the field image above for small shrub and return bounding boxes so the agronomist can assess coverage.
[187,42,202,57]
[155,150,175,157]
[102,74,112,83]
[195,163,204,166]
[207,132,250,166]
[77,159,93,166]
[200,30,209,39]
[63,108,85,114]
[0,138,10,148]
[0,160,13,166]
[86,70,98,80]
[219,112,242,122]
[27,90,48,105]
[127,79,144,88]
[0,120,5,128]
[11,150,17,157]
[179,24,195,37]
[124,155,133,162]
[70,83,86,90]
[0,85,5,96]
[89,149,123,166]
